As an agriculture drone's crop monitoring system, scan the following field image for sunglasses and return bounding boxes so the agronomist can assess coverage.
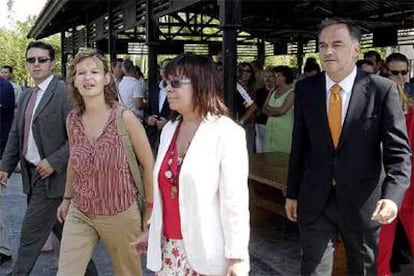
[161,78,191,89]
[390,70,408,76]
[26,57,51,64]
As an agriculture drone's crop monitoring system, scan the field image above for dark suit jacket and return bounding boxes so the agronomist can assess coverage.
[287,70,411,231]
[144,82,171,147]
[0,77,15,157]
[0,75,72,198]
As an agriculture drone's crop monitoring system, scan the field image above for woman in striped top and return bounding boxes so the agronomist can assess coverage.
[56,49,154,276]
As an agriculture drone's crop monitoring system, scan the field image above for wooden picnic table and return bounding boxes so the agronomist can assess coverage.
[248,152,289,217]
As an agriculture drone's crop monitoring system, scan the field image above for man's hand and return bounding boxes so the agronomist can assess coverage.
[147,115,158,126]
[36,159,54,179]
[285,198,298,222]
[156,117,167,130]
[371,199,398,224]
[0,171,8,194]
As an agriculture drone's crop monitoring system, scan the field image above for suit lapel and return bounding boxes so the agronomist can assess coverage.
[313,74,335,150]
[337,71,369,151]
[161,98,170,117]
[33,76,56,121]
[19,89,33,140]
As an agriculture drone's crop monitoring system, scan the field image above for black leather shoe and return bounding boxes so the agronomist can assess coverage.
[395,253,412,265]
[0,253,11,265]
[390,262,401,273]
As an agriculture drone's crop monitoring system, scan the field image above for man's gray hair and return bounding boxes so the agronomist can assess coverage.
[319,18,361,43]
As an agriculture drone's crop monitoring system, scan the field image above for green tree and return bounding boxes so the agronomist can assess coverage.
[0,16,61,87]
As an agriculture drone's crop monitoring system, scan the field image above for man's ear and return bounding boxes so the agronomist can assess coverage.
[353,43,361,60]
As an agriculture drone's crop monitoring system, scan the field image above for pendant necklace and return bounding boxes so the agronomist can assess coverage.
[164,119,200,199]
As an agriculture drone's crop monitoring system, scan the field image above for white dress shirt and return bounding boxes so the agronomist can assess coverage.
[325,66,357,126]
[25,74,54,164]
[118,76,144,119]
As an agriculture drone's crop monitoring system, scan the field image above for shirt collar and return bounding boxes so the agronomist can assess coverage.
[325,66,357,94]
[36,74,54,92]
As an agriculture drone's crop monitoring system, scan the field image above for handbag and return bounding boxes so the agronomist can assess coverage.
[115,105,146,229]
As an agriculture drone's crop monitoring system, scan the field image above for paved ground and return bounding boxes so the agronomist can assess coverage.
[0,173,412,275]
[0,172,300,275]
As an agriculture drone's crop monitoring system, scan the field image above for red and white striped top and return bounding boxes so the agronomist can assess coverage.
[67,107,137,215]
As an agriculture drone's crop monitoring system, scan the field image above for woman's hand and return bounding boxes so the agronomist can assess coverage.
[131,231,148,255]
[57,199,71,223]
[226,259,248,276]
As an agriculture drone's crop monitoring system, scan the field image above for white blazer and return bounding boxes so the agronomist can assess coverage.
[147,114,250,275]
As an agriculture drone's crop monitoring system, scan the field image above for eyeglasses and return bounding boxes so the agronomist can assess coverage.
[161,78,191,89]
[26,57,51,64]
[389,70,408,76]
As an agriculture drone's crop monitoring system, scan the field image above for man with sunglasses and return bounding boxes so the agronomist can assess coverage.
[385,53,410,91]
[0,41,97,275]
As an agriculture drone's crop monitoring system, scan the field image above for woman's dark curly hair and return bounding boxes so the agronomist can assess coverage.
[272,65,295,85]
[67,48,117,114]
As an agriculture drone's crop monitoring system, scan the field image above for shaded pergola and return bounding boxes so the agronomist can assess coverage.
[28,0,414,113]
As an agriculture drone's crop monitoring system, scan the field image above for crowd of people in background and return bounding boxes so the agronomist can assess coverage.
[1,17,414,275]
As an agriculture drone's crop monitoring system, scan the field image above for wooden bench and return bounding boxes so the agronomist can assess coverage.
[248,152,289,218]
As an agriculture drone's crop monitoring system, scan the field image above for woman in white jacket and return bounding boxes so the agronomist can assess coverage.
[133,54,250,275]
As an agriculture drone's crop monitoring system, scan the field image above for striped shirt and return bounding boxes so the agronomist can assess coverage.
[67,107,137,215]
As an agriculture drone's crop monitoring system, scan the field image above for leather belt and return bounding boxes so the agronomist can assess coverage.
[25,160,37,169]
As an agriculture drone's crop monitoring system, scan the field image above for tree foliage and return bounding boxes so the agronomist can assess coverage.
[0,16,61,87]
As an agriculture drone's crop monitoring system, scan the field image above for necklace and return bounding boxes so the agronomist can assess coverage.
[164,119,200,199]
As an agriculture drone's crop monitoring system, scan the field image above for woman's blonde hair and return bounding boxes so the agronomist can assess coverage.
[67,48,117,114]
[398,84,409,114]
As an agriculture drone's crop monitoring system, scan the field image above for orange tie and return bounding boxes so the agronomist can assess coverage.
[328,84,342,148]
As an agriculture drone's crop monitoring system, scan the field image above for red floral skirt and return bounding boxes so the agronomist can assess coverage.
[156,238,203,276]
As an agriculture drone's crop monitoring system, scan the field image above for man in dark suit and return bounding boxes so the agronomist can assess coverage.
[0,76,15,265]
[0,77,15,159]
[285,18,411,275]
[0,41,97,275]
[145,58,171,153]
